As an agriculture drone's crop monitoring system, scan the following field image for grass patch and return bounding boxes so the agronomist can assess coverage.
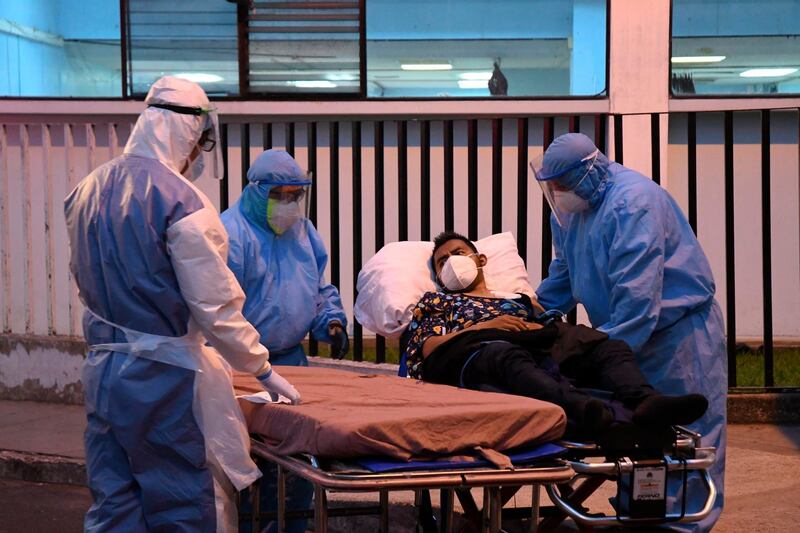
[307,338,402,365]
[734,347,800,388]
[311,341,800,387]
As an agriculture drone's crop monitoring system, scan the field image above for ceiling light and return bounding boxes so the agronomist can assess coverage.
[670,56,726,64]
[401,63,452,71]
[458,80,488,89]
[739,68,798,78]
[326,73,357,81]
[459,71,493,80]
[291,81,338,88]
[174,72,224,83]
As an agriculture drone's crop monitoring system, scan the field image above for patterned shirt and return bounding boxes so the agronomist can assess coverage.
[405,291,534,379]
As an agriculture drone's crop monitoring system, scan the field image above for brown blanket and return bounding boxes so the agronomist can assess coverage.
[235,366,566,464]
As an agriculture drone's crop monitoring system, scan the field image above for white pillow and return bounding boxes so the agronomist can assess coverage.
[355,232,534,338]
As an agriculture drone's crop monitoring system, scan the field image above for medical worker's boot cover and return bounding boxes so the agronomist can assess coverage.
[631,393,708,427]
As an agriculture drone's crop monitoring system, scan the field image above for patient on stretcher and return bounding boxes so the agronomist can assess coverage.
[403,231,708,438]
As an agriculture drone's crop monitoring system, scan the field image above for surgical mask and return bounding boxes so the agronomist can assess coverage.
[180,128,215,182]
[440,254,482,292]
[553,189,590,214]
[267,198,303,235]
[182,152,205,182]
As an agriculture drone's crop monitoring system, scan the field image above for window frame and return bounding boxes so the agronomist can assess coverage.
[668,0,800,99]
[0,0,611,102]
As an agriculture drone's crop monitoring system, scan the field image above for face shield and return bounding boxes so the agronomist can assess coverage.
[147,102,223,181]
[531,149,598,226]
[265,175,312,235]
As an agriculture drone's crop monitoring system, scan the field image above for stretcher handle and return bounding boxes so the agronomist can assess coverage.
[557,436,696,453]
[567,448,715,475]
[544,461,717,526]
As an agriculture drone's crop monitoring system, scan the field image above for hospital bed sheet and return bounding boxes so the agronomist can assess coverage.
[234,366,566,463]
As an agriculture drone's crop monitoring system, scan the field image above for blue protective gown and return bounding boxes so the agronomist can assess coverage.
[221,150,346,366]
[222,150,346,533]
[536,134,726,532]
[66,78,275,531]
[66,154,220,532]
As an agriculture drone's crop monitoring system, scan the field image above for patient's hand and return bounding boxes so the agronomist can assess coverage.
[472,315,543,332]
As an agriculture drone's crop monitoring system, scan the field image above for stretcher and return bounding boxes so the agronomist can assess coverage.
[241,428,715,532]
[235,369,717,532]
[243,439,572,532]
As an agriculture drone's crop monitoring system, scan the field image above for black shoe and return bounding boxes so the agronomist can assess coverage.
[632,394,708,427]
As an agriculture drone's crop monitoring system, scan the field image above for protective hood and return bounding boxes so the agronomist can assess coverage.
[240,149,312,231]
[246,149,311,186]
[124,76,222,180]
[539,133,611,206]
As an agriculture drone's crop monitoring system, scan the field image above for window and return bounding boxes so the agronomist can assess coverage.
[129,0,362,97]
[671,0,800,96]
[243,0,361,95]
[365,0,607,98]
[127,0,240,97]
[0,0,609,99]
[0,1,121,97]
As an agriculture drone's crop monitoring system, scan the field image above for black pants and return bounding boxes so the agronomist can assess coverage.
[461,339,657,423]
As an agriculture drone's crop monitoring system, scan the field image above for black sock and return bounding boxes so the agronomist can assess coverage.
[632,394,708,427]
[578,398,614,438]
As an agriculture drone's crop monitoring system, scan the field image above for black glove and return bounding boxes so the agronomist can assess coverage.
[534,309,565,326]
[328,323,349,360]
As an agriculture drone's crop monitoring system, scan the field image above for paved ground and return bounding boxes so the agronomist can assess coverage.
[0,478,88,533]
[0,400,798,532]
[0,400,85,458]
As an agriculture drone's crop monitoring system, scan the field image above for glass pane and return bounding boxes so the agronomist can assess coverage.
[246,0,360,95]
[128,0,239,97]
[365,0,607,98]
[672,0,800,96]
[0,1,121,97]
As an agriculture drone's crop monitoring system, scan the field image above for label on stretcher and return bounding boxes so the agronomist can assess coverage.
[632,466,667,501]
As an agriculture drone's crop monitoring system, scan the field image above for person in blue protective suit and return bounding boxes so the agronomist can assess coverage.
[64,76,301,533]
[221,149,348,533]
[532,133,726,532]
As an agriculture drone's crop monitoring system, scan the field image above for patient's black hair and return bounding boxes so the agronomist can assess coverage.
[432,231,478,260]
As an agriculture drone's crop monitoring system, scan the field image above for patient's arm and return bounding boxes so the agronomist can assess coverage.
[406,293,542,377]
[421,315,541,358]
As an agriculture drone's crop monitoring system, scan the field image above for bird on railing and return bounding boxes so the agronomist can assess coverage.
[489,61,509,96]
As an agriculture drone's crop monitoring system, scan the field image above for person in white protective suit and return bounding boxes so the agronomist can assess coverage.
[64,76,299,532]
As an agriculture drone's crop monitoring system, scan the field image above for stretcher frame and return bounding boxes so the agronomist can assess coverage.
[540,426,717,531]
[246,438,574,533]
[243,424,716,533]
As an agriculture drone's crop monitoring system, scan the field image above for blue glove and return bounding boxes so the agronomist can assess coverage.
[328,322,349,360]
[256,368,301,405]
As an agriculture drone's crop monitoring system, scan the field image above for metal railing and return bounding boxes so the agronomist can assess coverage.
[215,115,608,363]
[1,108,797,390]
[643,108,798,390]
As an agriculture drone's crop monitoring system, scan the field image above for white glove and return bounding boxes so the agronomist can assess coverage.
[256,369,301,405]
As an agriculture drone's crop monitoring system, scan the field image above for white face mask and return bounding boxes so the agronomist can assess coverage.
[267,199,303,235]
[439,254,482,292]
[553,189,590,214]
[182,152,205,182]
